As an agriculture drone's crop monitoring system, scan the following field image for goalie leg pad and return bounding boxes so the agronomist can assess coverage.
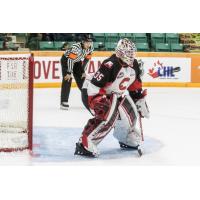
[78,118,101,155]
[77,94,119,155]
[113,95,142,147]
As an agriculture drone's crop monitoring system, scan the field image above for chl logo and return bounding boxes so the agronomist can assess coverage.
[148,60,180,78]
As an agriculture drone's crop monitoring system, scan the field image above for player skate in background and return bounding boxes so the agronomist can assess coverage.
[74,38,150,157]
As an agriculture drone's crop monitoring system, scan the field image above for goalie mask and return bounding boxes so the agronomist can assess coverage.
[115,38,137,67]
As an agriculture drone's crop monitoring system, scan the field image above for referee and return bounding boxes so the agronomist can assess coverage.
[60,33,94,110]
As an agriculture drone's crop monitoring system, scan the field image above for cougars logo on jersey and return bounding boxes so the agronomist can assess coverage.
[119,78,130,90]
[86,54,141,98]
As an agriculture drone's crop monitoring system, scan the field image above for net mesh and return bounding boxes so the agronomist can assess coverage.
[0,54,32,151]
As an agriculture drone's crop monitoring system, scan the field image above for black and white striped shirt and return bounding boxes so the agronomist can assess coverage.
[64,42,94,74]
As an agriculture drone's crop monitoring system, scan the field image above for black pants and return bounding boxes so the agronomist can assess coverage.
[81,88,90,111]
[60,55,85,103]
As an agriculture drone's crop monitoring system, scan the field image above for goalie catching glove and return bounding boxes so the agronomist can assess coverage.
[135,89,150,118]
[89,95,111,120]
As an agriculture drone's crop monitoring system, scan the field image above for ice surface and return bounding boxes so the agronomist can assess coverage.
[1,87,200,165]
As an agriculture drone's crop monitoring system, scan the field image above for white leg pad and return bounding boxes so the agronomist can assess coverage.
[113,95,142,147]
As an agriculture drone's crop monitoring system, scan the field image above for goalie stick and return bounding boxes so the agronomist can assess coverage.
[137,114,144,157]
[139,114,144,142]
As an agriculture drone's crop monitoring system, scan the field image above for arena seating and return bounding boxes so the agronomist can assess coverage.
[1,33,200,52]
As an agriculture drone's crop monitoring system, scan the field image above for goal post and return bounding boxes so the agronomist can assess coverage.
[0,53,34,152]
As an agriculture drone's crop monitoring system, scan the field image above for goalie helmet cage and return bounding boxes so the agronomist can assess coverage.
[0,53,34,152]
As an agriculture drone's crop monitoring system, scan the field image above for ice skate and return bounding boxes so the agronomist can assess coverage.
[119,142,142,156]
[60,102,69,110]
[74,143,96,158]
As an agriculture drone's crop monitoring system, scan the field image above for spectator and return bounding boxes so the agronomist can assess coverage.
[42,33,55,41]
[60,42,69,51]
[0,33,5,41]
[52,33,74,41]
[27,33,42,50]
[3,40,11,50]
[2,39,17,51]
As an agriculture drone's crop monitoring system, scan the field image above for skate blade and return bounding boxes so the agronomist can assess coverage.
[137,148,143,157]
[60,105,69,110]
[74,151,98,158]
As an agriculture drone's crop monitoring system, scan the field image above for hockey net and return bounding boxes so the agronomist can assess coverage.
[0,53,34,152]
